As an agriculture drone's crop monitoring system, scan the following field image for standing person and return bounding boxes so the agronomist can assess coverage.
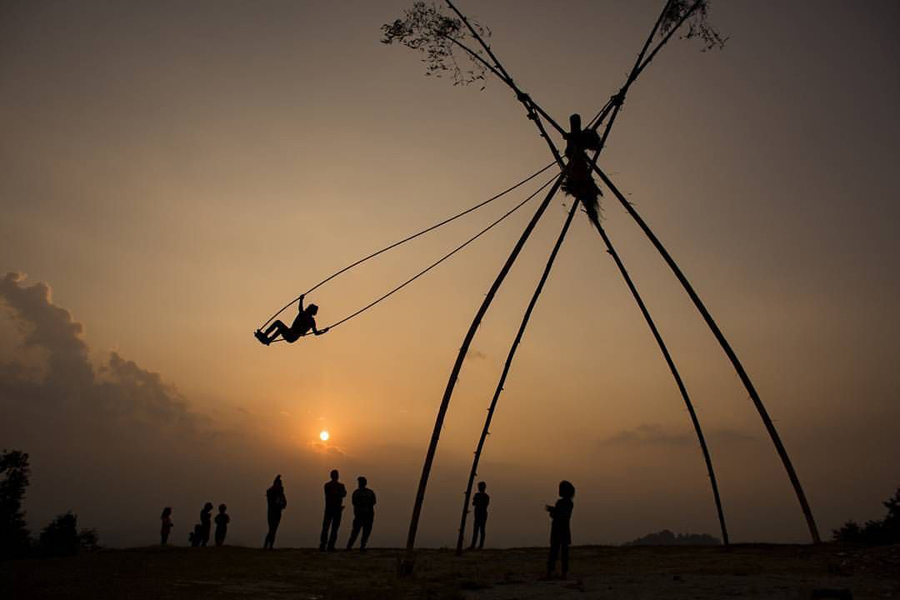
[264,475,287,549]
[319,469,346,551]
[545,480,575,580]
[199,502,214,547]
[160,507,173,546]
[214,504,230,547]
[470,481,490,550]
[346,476,376,552]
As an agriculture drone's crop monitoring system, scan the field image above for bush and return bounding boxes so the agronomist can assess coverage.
[38,512,99,557]
[833,487,900,545]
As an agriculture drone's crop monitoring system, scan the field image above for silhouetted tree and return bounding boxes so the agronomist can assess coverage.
[38,512,98,557]
[833,487,900,545]
[0,449,31,559]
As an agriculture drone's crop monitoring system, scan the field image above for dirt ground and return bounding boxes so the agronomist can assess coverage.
[2,543,898,599]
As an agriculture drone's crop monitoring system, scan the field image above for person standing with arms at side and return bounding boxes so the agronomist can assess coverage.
[264,475,287,549]
[469,481,490,550]
[160,507,173,546]
[346,476,376,552]
[545,480,575,580]
[214,504,230,547]
[199,502,214,547]
[319,469,346,551]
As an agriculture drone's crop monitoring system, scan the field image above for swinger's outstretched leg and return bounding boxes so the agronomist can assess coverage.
[256,321,291,345]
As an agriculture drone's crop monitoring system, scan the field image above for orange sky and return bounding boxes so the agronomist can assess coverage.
[2,0,899,548]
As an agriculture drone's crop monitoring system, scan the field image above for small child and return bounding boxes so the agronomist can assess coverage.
[160,507,173,546]
[214,504,230,547]
[189,524,203,547]
[545,480,575,580]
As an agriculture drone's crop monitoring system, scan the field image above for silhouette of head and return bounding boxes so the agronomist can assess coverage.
[558,480,575,500]
[273,474,282,487]
[569,113,582,133]
[357,476,367,488]
[204,502,214,512]
[477,481,487,492]
[218,503,227,513]
[161,507,172,518]
[307,303,319,316]
[330,469,339,481]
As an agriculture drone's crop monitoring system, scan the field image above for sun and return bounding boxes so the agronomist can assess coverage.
[319,430,330,442]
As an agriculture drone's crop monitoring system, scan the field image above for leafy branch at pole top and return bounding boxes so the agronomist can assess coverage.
[381,1,492,88]
[659,0,728,52]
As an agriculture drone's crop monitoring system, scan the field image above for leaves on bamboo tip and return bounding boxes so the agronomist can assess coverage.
[660,0,727,51]
[381,1,490,87]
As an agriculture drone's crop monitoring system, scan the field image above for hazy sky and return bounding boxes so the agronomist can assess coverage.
[2,0,899,548]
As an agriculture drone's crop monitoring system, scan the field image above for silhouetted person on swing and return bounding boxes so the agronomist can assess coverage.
[562,113,603,230]
[264,475,287,549]
[255,294,328,345]
[346,476,376,552]
[469,481,490,550]
[545,480,575,580]
[320,469,346,551]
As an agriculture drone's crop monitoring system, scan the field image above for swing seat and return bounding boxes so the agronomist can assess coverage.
[254,330,270,346]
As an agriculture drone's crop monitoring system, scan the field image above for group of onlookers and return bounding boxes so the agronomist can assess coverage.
[159,503,230,547]
[160,472,576,579]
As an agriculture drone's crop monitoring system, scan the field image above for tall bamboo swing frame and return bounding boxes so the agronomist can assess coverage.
[389,0,820,570]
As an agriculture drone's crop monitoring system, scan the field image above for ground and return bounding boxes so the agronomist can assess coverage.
[2,544,898,599]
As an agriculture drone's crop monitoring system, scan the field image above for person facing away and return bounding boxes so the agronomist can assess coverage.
[545,480,575,580]
[199,502,214,547]
[319,469,346,551]
[264,475,287,550]
[346,476,377,552]
[214,504,230,547]
[255,294,328,345]
[470,481,490,550]
[160,507,173,546]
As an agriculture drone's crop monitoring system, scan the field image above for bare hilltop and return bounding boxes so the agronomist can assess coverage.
[2,543,899,599]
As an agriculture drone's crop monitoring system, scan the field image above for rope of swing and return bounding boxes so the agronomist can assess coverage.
[259,161,557,331]
[320,173,558,332]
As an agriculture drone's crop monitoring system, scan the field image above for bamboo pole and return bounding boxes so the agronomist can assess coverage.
[455,199,581,555]
[592,164,821,544]
[591,220,729,546]
[443,0,567,166]
[402,174,566,573]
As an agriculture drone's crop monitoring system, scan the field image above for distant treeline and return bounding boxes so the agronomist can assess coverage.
[1,449,98,560]
[623,529,721,546]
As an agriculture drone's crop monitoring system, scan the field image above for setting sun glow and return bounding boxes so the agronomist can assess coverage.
[319,430,330,442]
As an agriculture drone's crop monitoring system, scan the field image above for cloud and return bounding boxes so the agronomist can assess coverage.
[0,271,92,388]
[598,423,754,448]
[465,349,489,362]
[0,271,204,432]
[307,440,347,457]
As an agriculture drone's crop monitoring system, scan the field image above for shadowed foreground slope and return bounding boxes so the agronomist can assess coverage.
[1,544,898,599]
